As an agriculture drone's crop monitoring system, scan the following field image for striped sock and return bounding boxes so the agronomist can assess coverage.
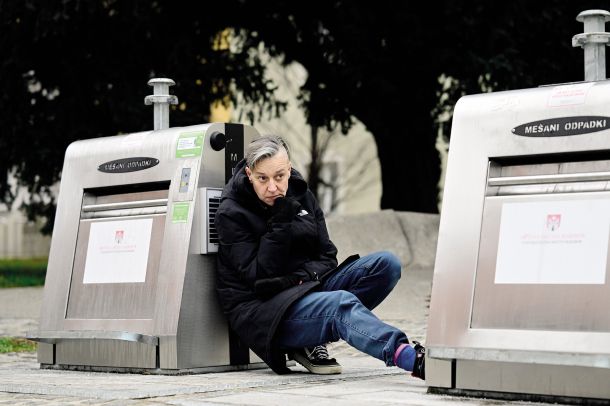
[393,343,416,371]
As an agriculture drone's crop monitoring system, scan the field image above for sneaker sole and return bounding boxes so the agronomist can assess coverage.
[291,352,342,375]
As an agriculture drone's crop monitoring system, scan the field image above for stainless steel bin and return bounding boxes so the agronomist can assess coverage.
[427,81,610,401]
[28,123,265,374]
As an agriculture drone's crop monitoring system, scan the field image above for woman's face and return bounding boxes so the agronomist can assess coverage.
[245,150,291,206]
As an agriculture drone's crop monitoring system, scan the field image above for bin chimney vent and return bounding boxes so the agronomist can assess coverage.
[144,78,179,130]
[572,10,610,82]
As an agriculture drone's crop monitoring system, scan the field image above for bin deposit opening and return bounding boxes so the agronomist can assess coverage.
[65,181,170,320]
[470,154,610,332]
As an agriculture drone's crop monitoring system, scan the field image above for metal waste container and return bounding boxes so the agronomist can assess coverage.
[28,79,265,373]
[427,11,610,402]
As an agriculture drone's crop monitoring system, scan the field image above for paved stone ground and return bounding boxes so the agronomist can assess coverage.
[0,277,556,405]
[0,349,555,406]
[0,287,41,337]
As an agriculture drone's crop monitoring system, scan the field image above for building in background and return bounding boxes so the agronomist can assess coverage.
[213,57,382,216]
[0,211,51,258]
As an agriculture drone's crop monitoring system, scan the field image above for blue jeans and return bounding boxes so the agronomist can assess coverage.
[276,251,408,366]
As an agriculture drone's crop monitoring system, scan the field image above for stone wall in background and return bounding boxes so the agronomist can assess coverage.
[326,210,440,271]
[326,210,440,322]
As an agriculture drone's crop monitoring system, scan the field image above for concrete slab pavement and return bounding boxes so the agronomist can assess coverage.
[0,282,554,406]
[0,350,558,406]
[0,212,559,404]
[0,286,40,337]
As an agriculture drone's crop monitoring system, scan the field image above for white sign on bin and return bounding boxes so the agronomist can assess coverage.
[495,199,610,284]
[83,218,153,284]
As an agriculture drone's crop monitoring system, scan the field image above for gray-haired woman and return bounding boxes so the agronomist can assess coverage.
[215,135,425,378]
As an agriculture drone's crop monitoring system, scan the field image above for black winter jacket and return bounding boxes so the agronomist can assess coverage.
[215,159,339,374]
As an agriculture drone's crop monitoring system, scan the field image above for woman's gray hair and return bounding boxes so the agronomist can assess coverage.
[245,135,291,169]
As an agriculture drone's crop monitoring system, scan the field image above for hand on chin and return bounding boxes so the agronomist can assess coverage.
[267,195,284,205]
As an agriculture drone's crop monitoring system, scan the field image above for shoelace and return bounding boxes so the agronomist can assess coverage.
[413,341,425,356]
[308,345,330,360]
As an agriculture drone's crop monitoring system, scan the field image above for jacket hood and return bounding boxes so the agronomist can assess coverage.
[222,158,308,207]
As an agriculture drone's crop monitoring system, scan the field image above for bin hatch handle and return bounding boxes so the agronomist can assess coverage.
[82,198,169,212]
[26,330,159,346]
[488,170,610,187]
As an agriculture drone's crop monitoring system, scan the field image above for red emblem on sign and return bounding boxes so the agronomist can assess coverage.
[115,230,124,244]
[546,214,561,231]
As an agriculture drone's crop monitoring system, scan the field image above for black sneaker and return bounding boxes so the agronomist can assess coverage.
[411,341,425,380]
[290,345,342,374]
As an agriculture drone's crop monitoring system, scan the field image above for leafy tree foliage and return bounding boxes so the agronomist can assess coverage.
[0,1,284,233]
[231,0,606,212]
[0,0,606,233]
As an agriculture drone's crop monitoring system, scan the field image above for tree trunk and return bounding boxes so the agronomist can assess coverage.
[368,117,441,214]
[307,125,321,202]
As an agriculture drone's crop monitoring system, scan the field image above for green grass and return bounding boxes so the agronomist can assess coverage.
[0,258,47,288]
[0,337,37,353]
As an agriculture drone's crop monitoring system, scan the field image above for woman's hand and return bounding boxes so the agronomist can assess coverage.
[269,197,301,223]
[254,274,302,298]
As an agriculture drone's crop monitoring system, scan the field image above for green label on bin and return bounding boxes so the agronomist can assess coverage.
[172,202,190,223]
[176,131,204,158]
